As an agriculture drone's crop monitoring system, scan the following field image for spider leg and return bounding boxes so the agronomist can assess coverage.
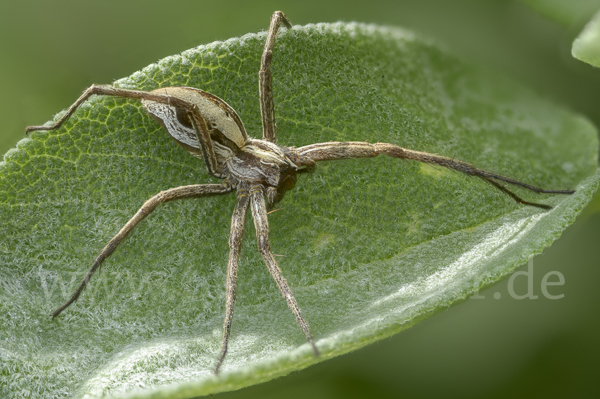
[259,11,292,143]
[26,85,199,134]
[215,185,251,375]
[249,184,319,356]
[480,178,553,210]
[187,104,221,178]
[26,85,222,178]
[52,182,233,318]
[297,141,574,209]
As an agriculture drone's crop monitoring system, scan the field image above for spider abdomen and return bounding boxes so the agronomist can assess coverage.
[142,87,249,166]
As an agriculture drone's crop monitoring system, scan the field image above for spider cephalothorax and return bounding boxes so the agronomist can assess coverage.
[26,11,574,374]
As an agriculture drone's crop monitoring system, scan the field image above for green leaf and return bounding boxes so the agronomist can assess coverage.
[1,22,598,398]
[573,9,600,67]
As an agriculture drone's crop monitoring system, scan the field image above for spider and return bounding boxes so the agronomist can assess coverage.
[26,11,575,374]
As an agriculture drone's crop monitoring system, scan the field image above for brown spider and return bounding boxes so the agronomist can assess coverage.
[26,11,574,374]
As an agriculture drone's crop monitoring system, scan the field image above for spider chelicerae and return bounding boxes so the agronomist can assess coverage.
[26,11,575,374]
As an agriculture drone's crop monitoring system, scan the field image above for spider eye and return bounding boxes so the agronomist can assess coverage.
[175,107,193,129]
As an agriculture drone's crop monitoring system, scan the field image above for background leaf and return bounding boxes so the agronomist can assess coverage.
[1,20,598,398]
[573,9,600,67]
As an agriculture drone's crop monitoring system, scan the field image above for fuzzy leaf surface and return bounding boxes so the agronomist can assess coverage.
[1,22,598,398]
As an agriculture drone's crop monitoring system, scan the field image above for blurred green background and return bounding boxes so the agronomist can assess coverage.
[1,0,599,398]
